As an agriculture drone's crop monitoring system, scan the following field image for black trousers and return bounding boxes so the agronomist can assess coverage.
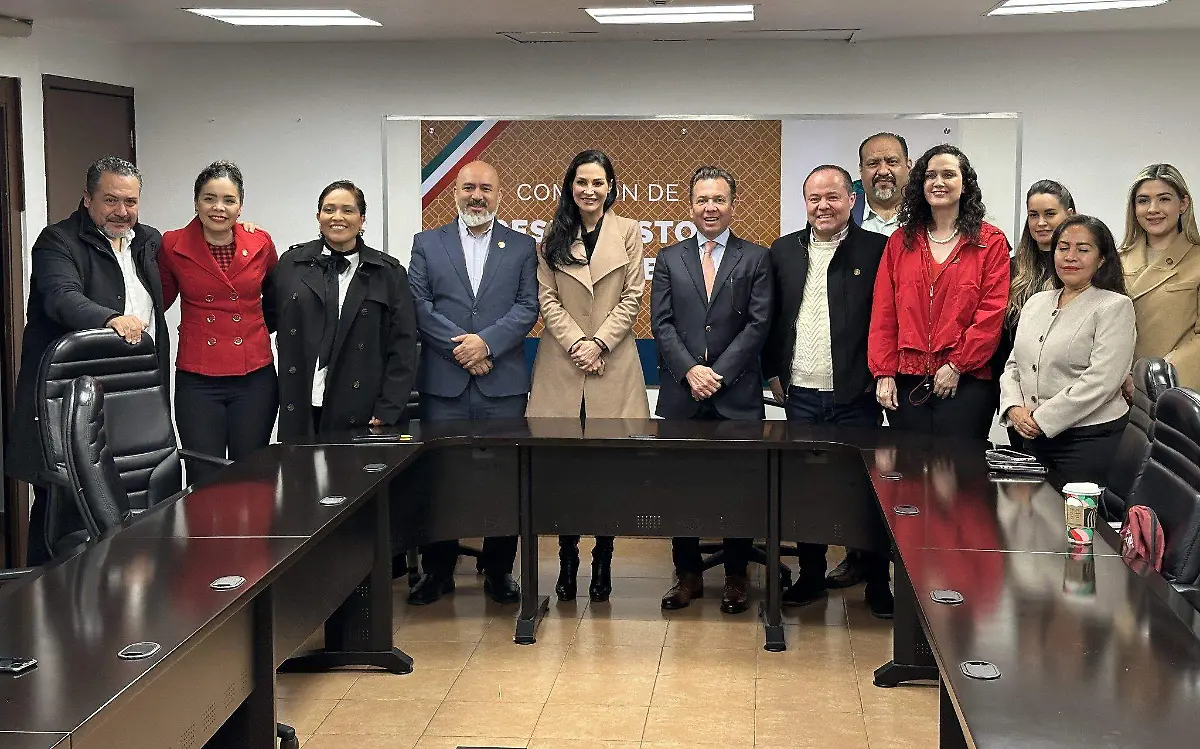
[1022,415,1127,492]
[26,484,51,566]
[785,386,889,585]
[417,380,525,577]
[175,364,278,485]
[669,399,754,577]
[891,373,998,440]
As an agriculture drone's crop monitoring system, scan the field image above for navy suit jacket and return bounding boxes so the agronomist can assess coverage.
[408,220,538,399]
[651,232,773,420]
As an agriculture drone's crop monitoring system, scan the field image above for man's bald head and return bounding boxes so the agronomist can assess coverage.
[455,161,500,230]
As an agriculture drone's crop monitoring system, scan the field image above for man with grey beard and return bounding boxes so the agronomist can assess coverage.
[853,132,912,238]
[406,160,538,605]
[6,155,169,565]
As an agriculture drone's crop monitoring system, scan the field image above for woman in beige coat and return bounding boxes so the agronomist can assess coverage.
[1118,164,1200,389]
[527,149,650,604]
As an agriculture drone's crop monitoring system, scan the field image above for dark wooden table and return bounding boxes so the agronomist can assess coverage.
[0,733,70,748]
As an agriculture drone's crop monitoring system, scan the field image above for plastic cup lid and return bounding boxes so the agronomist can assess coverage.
[1062,482,1101,495]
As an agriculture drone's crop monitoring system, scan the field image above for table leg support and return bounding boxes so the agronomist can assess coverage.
[515,446,547,644]
[761,450,786,652]
[209,591,279,747]
[873,555,937,687]
[281,488,413,674]
[939,679,969,749]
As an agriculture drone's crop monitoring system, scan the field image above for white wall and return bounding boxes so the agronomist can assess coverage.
[132,31,1200,266]
[0,27,139,299]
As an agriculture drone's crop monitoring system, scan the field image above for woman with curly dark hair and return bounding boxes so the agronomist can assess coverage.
[868,144,1011,438]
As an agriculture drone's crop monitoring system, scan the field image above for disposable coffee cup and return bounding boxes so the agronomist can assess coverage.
[1063,482,1101,545]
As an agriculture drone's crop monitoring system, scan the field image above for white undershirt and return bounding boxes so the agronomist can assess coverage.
[311,249,362,407]
[111,230,156,343]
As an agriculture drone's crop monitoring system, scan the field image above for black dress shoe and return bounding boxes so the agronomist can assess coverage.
[661,573,704,610]
[588,557,612,603]
[556,548,580,602]
[781,576,828,607]
[826,552,865,589]
[406,573,454,605]
[865,581,894,619]
[484,573,521,605]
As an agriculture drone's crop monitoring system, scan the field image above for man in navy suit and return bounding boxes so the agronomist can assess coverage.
[652,166,773,614]
[407,161,538,605]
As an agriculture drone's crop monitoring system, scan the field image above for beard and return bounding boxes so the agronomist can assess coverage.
[100,221,134,239]
[870,180,897,202]
[458,200,498,228]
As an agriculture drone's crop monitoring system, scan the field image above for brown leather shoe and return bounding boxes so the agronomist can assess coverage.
[661,573,704,610]
[721,574,750,614]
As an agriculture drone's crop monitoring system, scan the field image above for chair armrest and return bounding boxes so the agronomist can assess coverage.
[35,469,72,488]
[179,449,234,468]
[1174,584,1200,611]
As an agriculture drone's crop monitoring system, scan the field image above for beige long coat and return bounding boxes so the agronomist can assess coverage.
[527,212,651,418]
[1120,232,1200,389]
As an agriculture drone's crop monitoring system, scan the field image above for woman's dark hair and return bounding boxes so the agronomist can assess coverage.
[193,160,244,202]
[898,144,986,249]
[1008,180,1076,325]
[542,150,617,271]
[1048,214,1128,296]
[318,180,367,215]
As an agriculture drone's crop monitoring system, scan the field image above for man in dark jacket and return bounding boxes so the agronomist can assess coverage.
[764,164,893,618]
[653,166,773,615]
[5,155,169,565]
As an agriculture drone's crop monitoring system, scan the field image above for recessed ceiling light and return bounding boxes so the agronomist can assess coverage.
[987,0,1169,16]
[586,5,755,25]
[185,8,382,26]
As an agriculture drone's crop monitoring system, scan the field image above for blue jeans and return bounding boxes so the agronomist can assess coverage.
[784,386,888,584]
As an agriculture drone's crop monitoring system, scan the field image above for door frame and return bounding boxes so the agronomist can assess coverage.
[0,76,25,566]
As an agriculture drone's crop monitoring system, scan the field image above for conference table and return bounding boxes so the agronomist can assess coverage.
[1,418,1199,749]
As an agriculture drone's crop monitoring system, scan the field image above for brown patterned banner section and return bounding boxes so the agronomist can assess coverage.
[421,119,782,339]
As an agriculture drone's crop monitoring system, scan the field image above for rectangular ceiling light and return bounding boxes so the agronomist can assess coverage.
[185,8,382,26]
[586,5,755,24]
[988,0,1168,15]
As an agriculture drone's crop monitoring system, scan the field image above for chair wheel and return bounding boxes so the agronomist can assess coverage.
[280,738,300,749]
[277,722,299,749]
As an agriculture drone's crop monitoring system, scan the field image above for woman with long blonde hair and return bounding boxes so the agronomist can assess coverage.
[1118,163,1200,389]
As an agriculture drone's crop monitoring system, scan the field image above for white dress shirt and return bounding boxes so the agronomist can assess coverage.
[111,229,156,342]
[458,217,493,296]
[311,248,362,407]
[790,224,849,391]
[860,200,901,237]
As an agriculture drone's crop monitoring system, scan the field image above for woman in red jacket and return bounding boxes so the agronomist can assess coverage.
[868,144,1010,439]
[160,161,279,481]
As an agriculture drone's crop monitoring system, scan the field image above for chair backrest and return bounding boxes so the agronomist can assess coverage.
[1125,386,1200,585]
[37,329,181,509]
[61,376,131,540]
[1103,357,1179,519]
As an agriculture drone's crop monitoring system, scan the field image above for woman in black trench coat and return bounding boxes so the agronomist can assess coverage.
[266,180,417,440]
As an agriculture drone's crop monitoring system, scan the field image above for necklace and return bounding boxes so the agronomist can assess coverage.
[927,227,959,245]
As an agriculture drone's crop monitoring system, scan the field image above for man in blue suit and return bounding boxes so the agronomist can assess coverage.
[407,160,539,605]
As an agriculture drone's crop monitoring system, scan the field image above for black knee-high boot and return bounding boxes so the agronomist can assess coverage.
[556,535,581,601]
[589,536,614,602]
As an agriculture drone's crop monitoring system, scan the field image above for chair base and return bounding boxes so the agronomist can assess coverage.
[279,647,413,675]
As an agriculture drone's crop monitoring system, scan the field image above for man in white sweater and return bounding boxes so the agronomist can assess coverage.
[764,165,894,618]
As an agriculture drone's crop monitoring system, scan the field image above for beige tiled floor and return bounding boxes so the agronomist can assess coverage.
[282,537,939,748]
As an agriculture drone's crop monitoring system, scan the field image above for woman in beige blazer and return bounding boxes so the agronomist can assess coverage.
[1118,163,1200,389]
[527,149,650,604]
[1000,215,1135,489]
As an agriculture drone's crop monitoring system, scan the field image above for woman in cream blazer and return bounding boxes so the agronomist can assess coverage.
[528,150,650,605]
[1000,216,1135,488]
[1118,163,1200,389]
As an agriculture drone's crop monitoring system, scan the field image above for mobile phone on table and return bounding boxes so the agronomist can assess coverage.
[0,656,37,674]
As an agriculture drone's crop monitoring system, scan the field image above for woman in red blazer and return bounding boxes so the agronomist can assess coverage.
[160,161,279,481]
[868,144,1011,439]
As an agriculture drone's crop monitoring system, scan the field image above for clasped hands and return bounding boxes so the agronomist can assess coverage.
[1005,405,1042,440]
[451,333,492,377]
[686,365,723,401]
[569,339,605,376]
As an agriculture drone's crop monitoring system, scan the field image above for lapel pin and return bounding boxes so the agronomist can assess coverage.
[242,249,248,256]
[853,268,861,276]
[498,241,506,249]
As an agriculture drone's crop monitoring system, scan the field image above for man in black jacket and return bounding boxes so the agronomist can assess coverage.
[764,164,893,618]
[653,166,773,614]
[5,156,169,564]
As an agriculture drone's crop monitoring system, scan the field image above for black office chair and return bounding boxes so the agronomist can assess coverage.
[1123,386,1200,587]
[1102,357,1179,520]
[399,389,487,588]
[58,375,300,749]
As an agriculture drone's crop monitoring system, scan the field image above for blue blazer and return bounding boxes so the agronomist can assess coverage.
[850,180,866,226]
[408,220,538,399]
